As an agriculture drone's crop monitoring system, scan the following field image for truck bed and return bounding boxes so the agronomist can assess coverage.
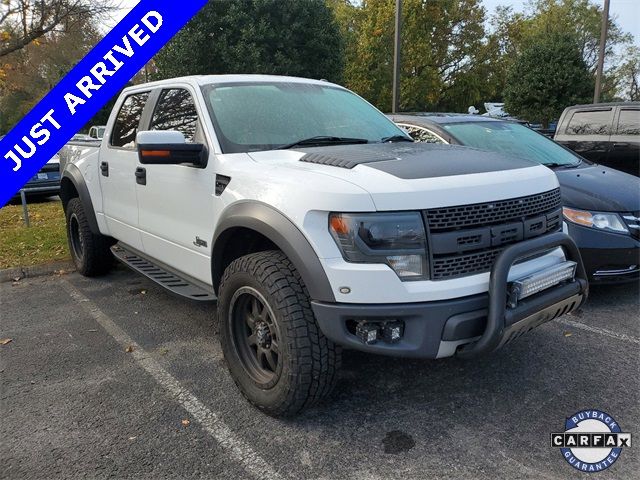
[58,139,102,174]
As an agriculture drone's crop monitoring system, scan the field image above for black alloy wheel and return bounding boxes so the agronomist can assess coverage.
[229,286,282,388]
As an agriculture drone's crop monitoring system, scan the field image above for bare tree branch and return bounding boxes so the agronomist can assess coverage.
[0,0,115,58]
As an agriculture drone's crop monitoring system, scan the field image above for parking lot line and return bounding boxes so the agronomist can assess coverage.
[556,318,640,345]
[60,279,285,480]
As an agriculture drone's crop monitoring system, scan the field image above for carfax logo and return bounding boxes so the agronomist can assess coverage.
[551,409,632,472]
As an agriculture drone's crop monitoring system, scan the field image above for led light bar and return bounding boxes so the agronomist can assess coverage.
[509,261,577,306]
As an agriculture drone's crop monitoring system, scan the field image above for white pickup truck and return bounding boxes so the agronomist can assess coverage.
[59,75,588,416]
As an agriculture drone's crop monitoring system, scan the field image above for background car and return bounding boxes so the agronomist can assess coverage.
[390,113,640,283]
[0,135,61,200]
[88,125,106,140]
[71,133,95,141]
[554,102,639,176]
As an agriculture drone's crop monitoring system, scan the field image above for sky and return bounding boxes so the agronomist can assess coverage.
[110,0,639,48]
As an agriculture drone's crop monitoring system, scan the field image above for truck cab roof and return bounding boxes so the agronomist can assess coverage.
[123,74,341,92]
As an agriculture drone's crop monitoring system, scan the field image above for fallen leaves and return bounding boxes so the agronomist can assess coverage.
[125,345,134,353]
[0,338,12,345]
[563,331,572,337]
[181,419,190,427]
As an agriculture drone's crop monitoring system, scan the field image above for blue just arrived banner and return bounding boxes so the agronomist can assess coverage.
[0,0,207,207]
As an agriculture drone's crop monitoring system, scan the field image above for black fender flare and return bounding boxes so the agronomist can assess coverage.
[61,163,100,234]
[212,202,336,303]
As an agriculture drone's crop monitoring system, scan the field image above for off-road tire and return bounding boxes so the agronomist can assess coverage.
[218,250,341,417]
[65,198,113,277]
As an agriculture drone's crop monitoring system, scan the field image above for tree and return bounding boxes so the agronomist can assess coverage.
[332,0,490,113]
[0,0,114,58]
[610,46,640,101]
[523,0,632,72]
[504,33,593,127]
[0,13,101,132]
[482,0,633,104]
[154,0,344,83]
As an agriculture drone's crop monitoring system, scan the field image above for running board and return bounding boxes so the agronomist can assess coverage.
[111,244,217,302]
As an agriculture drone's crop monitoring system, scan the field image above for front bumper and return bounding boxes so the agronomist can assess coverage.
[312,233,588,359]
[567,223,639,283]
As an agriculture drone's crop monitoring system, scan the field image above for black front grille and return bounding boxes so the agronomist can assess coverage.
[426,188,562,231]
[432,248,502,280]
[622,213,640,240]
[425,189,563,280]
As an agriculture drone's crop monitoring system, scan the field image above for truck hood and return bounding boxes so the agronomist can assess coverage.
[555,163,640,212]
[248,143,558,210]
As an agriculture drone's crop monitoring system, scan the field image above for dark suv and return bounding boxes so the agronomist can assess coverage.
[554,102,639,176]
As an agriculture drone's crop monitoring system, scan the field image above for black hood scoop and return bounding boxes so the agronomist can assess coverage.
[299,143,398,169]
[298,143,537,179]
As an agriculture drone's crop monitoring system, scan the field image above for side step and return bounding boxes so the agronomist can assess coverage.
[111,244,217,302]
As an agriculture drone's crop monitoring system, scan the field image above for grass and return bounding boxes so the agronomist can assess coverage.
[0,200,69,269]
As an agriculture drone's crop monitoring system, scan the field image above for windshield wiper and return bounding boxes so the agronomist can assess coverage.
[544,162,580,169]
[279,136,369,150]
[381,134,414,143]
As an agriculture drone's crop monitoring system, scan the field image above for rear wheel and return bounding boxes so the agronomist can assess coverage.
[65,198,114,276]
[218,250,341,416]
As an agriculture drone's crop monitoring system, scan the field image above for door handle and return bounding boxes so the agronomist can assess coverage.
[612,143,627,149]
[100,161,109,177]
[135,167,147,186]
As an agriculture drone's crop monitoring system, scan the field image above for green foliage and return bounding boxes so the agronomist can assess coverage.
[504,34,593,127]
[154,0,344,83]
[483,0,633,104]
[523,0,631,71]
[336,0,490,113]
[328,0,634,116]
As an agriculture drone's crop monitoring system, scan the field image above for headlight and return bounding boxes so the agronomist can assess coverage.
[563,207,629,234]
[328,212,428,280]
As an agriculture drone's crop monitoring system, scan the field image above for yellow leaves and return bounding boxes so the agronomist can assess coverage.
[1,31,10,42]
[32,38,40,47]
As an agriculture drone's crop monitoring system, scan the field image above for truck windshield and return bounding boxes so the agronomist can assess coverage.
[442,121,581,167]
[202,82,406,153]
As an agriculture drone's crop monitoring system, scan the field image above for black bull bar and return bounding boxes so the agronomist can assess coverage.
[457,232,589,358]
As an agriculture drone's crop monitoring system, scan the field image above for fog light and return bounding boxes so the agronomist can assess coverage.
[508,261,577,307]
[382,321,404,343]
[356,322,379,345]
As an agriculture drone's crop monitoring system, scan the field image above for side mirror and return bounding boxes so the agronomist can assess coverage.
[136,130,207,167]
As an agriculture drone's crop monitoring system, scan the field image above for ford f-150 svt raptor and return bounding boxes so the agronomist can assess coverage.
[59,75,588,416]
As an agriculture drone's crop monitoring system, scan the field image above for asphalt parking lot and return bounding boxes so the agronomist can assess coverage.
[1,267,638,479]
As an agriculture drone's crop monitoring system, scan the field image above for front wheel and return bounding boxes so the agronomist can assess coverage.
[65,198,114,277]
[218,250,341,417]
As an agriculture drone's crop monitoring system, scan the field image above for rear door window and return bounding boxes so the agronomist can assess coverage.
[398,124,445,143]
[150,88,199,142]
[566,109,613,135]
[616,109,640,135]
[110,92,150,148]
